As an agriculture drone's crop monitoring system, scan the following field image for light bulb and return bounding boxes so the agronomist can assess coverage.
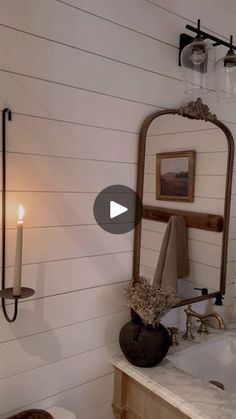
[215,47,236,102]
[189,47,206,65]
[224,53,236,68]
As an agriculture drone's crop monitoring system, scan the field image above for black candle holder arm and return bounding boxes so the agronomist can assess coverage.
[0,108,34,322]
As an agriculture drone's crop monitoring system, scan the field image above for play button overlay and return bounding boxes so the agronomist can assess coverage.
[93,185,142,234]
[110,201,128,219]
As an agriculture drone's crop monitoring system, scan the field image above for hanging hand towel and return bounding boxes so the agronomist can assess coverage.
[153,215,189,291]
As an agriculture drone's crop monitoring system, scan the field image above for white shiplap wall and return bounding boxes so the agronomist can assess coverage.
[0,0,235,418]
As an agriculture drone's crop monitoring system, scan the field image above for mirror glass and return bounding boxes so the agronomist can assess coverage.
[135,111,233,304]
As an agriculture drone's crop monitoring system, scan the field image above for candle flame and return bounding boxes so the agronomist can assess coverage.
[18,205,24,222]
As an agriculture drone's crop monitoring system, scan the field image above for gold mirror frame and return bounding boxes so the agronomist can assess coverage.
[133,98,234,307]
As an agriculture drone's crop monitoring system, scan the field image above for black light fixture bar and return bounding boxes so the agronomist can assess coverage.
[185,23,236,51]
[179,19,236,67]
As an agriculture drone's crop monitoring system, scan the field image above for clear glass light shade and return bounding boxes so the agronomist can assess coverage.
[215,52,236,103]
[181,38,215,95]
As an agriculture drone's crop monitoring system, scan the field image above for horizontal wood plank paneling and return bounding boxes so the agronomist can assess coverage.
[141,230,222,267]
[147,116,219,135]
[0,26,183,105]
[0,311,128,380]
[0,343,118,415]
[140,247,221,290]
[0,71,155,131]
[140,244,221,270]
[6,192,99,228]
[62,0,236,41]
[141,219,223,245]
[144,173,226,199]
[143,192,225,214]
[142,0,236,37]
[0,282,127,343]
[4,192,135,229]
[0,374,114,419]
[7,114,138,161]
[6,153,136,192]
[0,0,235,119]
[4,225,133,266]
[0,0,185,50]
[4,252,133,300]
[145,152,228,176]
[49,0,236,61]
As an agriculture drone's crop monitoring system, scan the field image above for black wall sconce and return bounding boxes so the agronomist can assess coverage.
[0,108,35,323]
[179,19,236,102]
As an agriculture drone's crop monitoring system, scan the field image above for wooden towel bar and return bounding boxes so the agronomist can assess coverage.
[142,205,223,232]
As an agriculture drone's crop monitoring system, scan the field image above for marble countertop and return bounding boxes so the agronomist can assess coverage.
[112,325,236,419]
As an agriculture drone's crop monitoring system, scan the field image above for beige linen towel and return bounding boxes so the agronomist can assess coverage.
[153,215,189,291]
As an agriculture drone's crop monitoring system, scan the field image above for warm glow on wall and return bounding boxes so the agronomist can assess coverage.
[0,108,35,323]
[18,205,25,223]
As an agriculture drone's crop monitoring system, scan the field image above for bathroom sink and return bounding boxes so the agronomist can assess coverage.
[168,332,236,393]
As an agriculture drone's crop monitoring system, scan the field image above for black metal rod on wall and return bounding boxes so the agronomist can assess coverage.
[185,23,236,51]
[1,108,18,322]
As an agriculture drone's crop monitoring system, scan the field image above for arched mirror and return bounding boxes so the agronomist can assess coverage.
[133,99,234,306]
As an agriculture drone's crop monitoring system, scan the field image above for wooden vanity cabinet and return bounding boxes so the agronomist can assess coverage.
[112,368,190,419]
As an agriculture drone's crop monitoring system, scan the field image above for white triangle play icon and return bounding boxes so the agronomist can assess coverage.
[110,200,128,219]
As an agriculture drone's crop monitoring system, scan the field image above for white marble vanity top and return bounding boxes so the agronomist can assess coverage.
[112,325,236,419]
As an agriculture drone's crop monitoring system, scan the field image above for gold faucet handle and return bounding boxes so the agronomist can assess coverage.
[197,319,209,335]
[196,318,208,323]
[168,327,179,346]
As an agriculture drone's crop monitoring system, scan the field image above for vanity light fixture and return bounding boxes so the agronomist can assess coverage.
[179,19,236,102]
[180,19,215,95]
[215,35,236,102]
[0,108,35,323]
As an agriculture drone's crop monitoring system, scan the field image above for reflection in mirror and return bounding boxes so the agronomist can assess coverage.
[135,109,234,305]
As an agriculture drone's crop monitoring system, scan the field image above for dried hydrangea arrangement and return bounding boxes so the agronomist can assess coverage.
[125,276,178,327]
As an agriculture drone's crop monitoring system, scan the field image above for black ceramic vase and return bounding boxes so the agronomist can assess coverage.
[119,313,171,368]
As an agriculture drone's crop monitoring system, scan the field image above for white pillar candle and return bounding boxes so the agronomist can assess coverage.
[13,205,24,296]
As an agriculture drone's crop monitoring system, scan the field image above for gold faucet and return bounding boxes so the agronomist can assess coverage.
[182,305,225,341]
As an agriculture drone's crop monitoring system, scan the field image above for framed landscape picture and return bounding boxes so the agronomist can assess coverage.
[156,150,195,202]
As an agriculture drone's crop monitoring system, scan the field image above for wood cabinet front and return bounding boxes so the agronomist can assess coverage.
[112,368,190,419]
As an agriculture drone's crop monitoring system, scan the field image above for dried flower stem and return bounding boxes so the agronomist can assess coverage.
[125,276,177,327]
